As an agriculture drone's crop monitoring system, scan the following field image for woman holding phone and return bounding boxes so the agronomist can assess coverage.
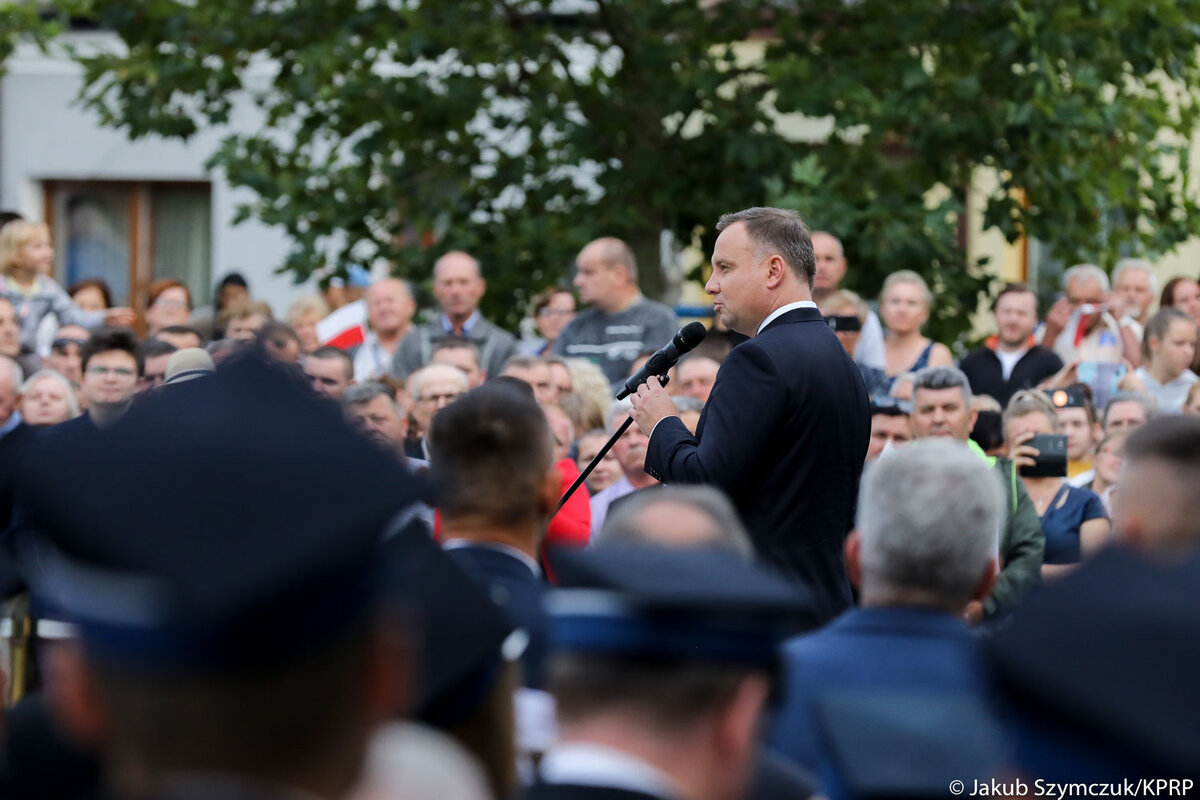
[1004,390,1110,579]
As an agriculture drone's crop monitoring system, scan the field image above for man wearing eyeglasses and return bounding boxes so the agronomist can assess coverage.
[55,328,142,432]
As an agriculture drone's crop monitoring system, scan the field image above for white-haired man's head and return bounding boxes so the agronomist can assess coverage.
[850,438,1002,612]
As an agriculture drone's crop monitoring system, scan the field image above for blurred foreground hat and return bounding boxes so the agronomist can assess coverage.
[546,545,819,669]
[379,531,517,727]
[986,547,1200,778]
[163,347,215,385]
[20,353,423,670]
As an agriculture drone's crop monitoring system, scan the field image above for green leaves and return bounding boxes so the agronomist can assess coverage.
[5,0,1197,341]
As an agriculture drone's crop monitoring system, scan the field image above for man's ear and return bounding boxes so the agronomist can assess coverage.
[537,466,561,519]
[764,255,788,290]
[969,556,999,604]
[845,529,863,590]
[42,640,109,749]
[711,674,771,779]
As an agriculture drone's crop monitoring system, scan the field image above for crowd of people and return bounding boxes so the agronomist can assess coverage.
[0,206,1197,799]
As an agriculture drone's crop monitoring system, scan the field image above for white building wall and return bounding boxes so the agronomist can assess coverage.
[0,35,307,316]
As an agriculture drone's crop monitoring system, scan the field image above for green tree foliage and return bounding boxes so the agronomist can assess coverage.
[765,0,1200,342]
[19,1,1200,338]
[0,3,64,78]
[65,0,796,326]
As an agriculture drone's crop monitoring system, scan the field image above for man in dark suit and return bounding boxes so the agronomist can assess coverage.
[765,439,1004,775]
[631,207,870,622]
[431,377,558,689]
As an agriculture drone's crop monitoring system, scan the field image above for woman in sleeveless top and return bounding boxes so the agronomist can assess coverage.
[1004,390,1110,579]
[879,270,953,387]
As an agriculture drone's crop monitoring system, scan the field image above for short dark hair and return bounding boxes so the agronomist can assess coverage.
[550,654,758,735]
[431,337,480,365]
[68,278,114,309]
[82,327,143,374]
[139,339,178,364]
[716,207,816,288]
[92,622,372,789]
[993,282,1036,312]
[1125,415,1200,472]
[256,321,301,350]
[429,380,553,525]
[307,346,353,381]
[158,325,204,341]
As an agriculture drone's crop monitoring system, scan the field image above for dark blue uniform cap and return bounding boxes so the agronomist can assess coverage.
[986,546,1200,778]
[21,353,425,670]
[814,692,1011,799]
[546,545,820,668]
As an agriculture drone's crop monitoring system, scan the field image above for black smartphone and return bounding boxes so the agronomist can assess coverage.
[1020,433,1068,478]
[825,315,862,332]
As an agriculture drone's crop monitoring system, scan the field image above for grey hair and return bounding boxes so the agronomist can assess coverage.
[673,396,705,415]
[20,369,80,418]
[857,439,1002,607]
[889,372,917,398]
[912,366,972,407]
[598,485,754,560]
[343,381,401,414]
[0,356,23,393]
[716,207,816,287]
[1113,258,1158,296]
[606,398,633,431]
[1102,391,1156,429]
[408,363,468,400]
[1062,263,1110,292]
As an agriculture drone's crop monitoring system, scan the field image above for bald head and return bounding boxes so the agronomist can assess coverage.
[574,237,640,311]
[811,231,848,291]
[409,363,469,434]
[365,278,416,337]
[433,252,485,325]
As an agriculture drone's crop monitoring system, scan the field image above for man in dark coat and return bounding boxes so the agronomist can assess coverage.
[632,208,870,624]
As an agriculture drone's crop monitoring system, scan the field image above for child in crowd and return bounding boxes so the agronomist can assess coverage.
[0,220,134,352]
[1128,308,1198,414]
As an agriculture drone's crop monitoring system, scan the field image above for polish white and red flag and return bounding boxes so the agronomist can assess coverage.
[316,299,367,350]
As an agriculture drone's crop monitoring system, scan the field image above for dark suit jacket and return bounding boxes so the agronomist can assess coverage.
[644,307,870,622]
[443,544,549,689]
[959,345,1063,408]
[766,607,993,773]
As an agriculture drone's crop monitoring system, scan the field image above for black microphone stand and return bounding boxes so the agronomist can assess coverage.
[554,374,669,515]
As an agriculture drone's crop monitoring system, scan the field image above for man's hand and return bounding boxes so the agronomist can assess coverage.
[1008,430,1040,471]
[629,376,679,437]
[963,601,985,626]
[1043,296,1073,344]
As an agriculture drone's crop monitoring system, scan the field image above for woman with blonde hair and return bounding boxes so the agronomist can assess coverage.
[879,270,953,387]
[1004,389,1109,578]
[0,220,134,351]
[20,369,81,427]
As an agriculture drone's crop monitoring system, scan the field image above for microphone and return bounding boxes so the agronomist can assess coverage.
[616,321,708,399]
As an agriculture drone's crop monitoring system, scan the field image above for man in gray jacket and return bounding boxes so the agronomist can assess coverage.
[391,251,517,380]
[554,237,678,387]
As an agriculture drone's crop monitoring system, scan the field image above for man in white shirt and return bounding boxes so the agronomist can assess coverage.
[353,278,416,381]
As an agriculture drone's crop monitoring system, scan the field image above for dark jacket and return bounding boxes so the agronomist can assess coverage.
[644,307,871,624]
[959,345,1063,408]
[443,544,549,689]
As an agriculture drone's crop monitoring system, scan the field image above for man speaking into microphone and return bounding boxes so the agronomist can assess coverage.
[630,207,870,622]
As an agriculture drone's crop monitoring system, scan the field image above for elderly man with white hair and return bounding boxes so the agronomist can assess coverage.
[1041,263,1137,365]
[405,362,468,462]
[766,438,1004,774]
[1112,257,1159,342]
